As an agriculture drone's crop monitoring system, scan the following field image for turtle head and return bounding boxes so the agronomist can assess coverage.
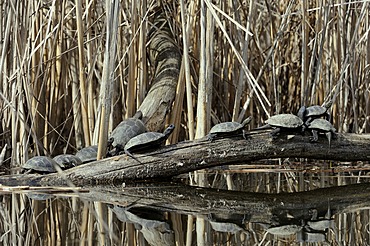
[107,137,114,146]
[164,124,175,137]
[241,116,253,126]
[297,106,306,120]
[323,100,333,109]
[133,111,143,120]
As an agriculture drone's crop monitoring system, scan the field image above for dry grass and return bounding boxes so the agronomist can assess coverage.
[0,1,368,165]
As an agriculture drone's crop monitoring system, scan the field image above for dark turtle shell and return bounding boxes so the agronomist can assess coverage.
[23,156,60,173]
[305,100,332,118]
[53,154,82,169]
[308,119,335,132]
[108,112,147,155]
[124,124,175,154]
[266,225,302,236]
[308,119,336,147]
[209,116,252,134]
[75,145,98,163]
[26,193,55,200]
[208,116,252,141]
[266,114,303,128]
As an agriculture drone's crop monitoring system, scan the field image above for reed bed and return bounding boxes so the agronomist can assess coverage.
[0,0,368,166]
[0,0,369,245]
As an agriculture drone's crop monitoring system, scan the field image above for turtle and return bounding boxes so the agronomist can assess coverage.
[108,111,147,156]
[75,145,98,163]
[306,219,334,231]
[304,100,333,125]
[53,154,82,169]
[207,116,252,141]
[124,124,175,162]
[264,114,304,138]
[22,156,61,174]
[307,118,336,147]
[26,193,55,201]
[266,224,303,236]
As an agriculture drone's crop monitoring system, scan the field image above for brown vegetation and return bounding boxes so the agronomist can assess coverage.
[0,1,369,170]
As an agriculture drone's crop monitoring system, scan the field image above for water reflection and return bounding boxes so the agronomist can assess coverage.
[1,165,370,245]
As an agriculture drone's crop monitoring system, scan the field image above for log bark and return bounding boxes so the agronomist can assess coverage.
[138,14,181,131]
[2,131,369,186]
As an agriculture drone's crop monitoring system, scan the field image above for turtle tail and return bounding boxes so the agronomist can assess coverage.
[124,149,142,164]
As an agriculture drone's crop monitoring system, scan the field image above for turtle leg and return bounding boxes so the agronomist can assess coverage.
[115,144,125,155]
[304,118,314,133]
[325,112,331,121]
[310,130,319,142]
[242,130,248,140]
[106,144,122,157]
[269,128,281,139]
[105,138,115,157]
[207,133,217,142]
[255,124,272,130]
[124,149,142,164]
[325,132,332,148]
[305,118,313,126]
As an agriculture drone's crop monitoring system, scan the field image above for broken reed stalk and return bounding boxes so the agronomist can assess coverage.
[127,0,138,118]
[75,0,91,146]
[96,0,120,159]
[180,0,195,141]
[95,2,120,244]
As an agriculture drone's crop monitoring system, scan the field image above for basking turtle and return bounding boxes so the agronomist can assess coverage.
[108,111,147,156]
[304,100,332,124]
[264,114,304,137]
[207,116,252,141]
[53,154,82,169]
[307,118,336,147]
[22,156,61,174]
[124,124,175,162]
[75,145,98,163]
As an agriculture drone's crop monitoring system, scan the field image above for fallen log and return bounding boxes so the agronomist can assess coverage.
[138,13,181,131]
[1,131,369,186]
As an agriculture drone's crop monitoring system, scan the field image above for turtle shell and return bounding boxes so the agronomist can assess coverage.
[307,219,334,231]
[124,124,175,153]
[266,114,303,128]
[26,193,55,200]
[109,117,147,149]
[75,145,98,163]
[53,154,82,169]
[308,119,336,132]
[23,156,60,173]
[209,122,243,134]
[209,116,252,134]
[266,225,302,236]
[305,101,332,117]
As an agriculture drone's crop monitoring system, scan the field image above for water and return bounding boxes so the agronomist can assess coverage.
[1,160,370,245]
